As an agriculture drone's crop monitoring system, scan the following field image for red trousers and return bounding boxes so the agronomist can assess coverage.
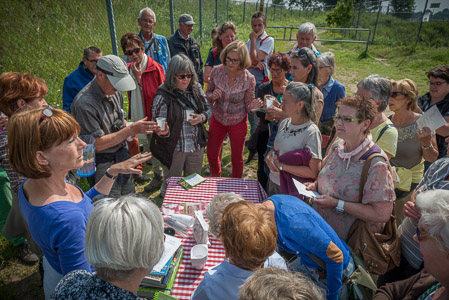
[207,115,247,178]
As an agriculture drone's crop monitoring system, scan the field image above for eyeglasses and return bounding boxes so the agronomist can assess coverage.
[391,91,405,98]
[175,74,193,80]
[86,58,99,64]
[416,226,440,241]
[124,48,141,56]
[429,81,447,87]
[333,114,362,123]
[270,67,284,74]
[318,65,330,69]
[40,105,54,122]
[226,56,240,65]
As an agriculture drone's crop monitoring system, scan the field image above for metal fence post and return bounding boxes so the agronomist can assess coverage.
[199,0,203,44]
[265,2,268,19]
[355,0,363,39]
[105,0,118,56]
[227,0,229,21]
[415,0,429,47]
[169,0,174,35]
[243,0,246,22]
[371,1,382,44]
[273,4,276,21]
[216,0,218,25]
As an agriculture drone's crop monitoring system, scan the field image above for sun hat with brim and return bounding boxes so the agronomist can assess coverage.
[179,14,195,25]
[96,55,136,92]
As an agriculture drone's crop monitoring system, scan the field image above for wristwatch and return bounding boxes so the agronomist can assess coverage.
[336,200,345,213]
[279,163,284,171]
[105,168,118,180]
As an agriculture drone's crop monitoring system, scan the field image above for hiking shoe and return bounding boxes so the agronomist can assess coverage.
[144,177,163,193]
[16,242,39,265]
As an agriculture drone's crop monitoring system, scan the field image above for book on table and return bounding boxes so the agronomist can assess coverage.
[178,173,206,190]
[138,245,184,298]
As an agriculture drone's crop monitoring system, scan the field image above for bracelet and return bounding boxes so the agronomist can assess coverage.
[105,168,118,180]
[422,144,433,150]
[280,163,284,171]
[335,200,345,213]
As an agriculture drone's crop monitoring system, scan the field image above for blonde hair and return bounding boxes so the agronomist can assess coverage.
[220,40,251,70]
[391,79,419,111]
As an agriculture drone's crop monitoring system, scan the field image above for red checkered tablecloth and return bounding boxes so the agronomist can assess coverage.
[162,177,268,300]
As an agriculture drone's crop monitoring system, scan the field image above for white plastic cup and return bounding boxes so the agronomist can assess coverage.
[191,244,208,270]
[171,214,194,227]
[185,109,194,121]
[157,117,166,131]
[76,135,95,177]
[266,96,275,109]
[125,122,134,142]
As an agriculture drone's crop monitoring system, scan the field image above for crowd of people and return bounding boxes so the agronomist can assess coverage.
[0,6,449,300]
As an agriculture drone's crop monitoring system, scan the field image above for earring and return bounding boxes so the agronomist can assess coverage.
[296,111,299,115]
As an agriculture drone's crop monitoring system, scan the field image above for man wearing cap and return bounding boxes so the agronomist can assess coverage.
[71,55,160,197]
[63,46,102,113]
[125,7,170,73]
[168,14,203,85]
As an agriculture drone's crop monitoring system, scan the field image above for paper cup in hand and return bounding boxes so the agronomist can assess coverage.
[191,244,208,270]
[265,96,275,109]
[185,109,194,121]
[125,122,134,142]
[156,117,166,130]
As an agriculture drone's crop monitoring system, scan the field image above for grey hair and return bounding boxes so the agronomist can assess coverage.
[83,46,102,59]
[317,52,335,77]
[85,196,164,281]
[164,54,202,99]
[285,81,315,120]
[139,7,156,22]
[206,193,245,236]
[357,74,392,112]
[297,22,317,38]
[239,267,325,300]
[291,47,318,86]
[416,189,449,251]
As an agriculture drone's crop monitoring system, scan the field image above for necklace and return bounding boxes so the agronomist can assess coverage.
[337,134,372,169]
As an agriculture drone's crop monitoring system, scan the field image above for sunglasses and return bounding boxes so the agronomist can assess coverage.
[175,74,193,80]
[124,48,141,56]
[333,114,362,123]
[40,105,54,123]
[294,48,314,65]
[391,91,405,98]
[429,81,447,87]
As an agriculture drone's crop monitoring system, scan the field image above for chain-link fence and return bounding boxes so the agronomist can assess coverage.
[1,0,447,107]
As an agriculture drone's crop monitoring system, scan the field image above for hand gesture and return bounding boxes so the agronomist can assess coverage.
[403,201,420,219]
[130,117,158,135]
[130,62,142,83]
[109,152,152,176]
[0,114,8,129]
[188,113,203,126]
[211,89,223,101]
[249,98,263,112]
[312,195,339,209]
[417,127,432,147]
[255,61,266,71]
[265,151,280,172]
[249,31,262,41]
[304,181,317,192]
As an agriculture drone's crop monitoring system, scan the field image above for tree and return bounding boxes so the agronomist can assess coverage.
[325,0,355,27]
[288,0,318,10]
[391,0,414,19]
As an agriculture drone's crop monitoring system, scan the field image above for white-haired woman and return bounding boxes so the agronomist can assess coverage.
[151,54,212,196]
[316,52,345,136]
[265,82,322,196]
[51,196,164,299]
[375,189,449,299]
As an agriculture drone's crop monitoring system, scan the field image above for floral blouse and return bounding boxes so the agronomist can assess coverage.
[206,65,256,126]
[314,143,395,241]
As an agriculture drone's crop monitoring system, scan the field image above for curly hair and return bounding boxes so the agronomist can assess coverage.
[219,201,277,270]
[268,51,291,71]
[336,96,377,134]
[206,193,244,237]
[213,22,237,52]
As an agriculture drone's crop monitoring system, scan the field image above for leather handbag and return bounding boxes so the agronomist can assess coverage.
[346,153,401,275]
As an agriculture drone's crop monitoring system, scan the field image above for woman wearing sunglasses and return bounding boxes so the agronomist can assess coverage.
[206,40,262,178]
[7,108,151,298]
[388,79,437,218]
[305,96,395,242]
[264,82,322,196]
[151,54,211,196]
[375,189,449,300]
[289,47,324,125]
